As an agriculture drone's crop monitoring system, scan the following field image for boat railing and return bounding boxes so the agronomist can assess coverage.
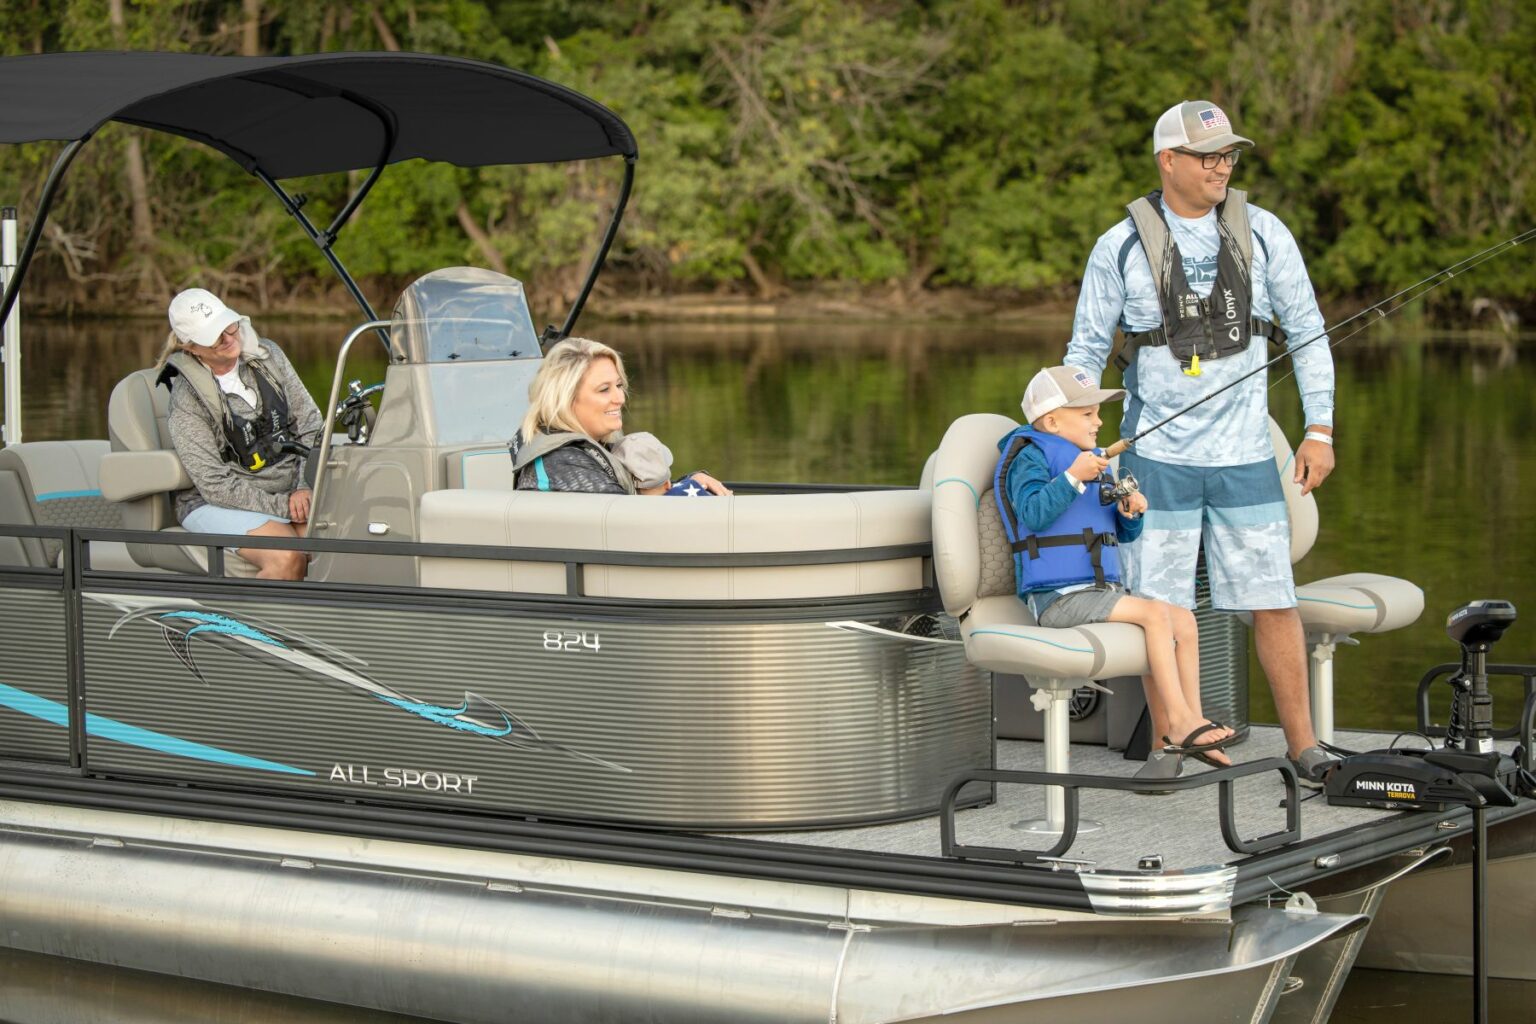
[22,525,932,602]
[937,760,1303,864]
[1416,662,1536,767]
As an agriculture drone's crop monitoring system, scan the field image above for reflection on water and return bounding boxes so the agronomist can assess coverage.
[13,316,1534,733]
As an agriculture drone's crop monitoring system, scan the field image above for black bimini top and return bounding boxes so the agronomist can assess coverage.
[0,50,637,176]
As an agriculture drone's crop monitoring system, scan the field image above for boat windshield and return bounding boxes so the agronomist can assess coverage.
[392,267,540,364]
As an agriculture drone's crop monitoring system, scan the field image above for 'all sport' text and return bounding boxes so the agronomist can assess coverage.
[330,762,479,794]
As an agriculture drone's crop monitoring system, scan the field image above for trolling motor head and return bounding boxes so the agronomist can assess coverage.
[1446,599,1516,651]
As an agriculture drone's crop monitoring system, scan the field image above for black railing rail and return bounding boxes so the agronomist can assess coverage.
[1417,662,1536,744]
[938,758,1302,865]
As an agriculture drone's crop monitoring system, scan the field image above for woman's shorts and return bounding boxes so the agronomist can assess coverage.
[1037,583,1127,628]
[182,504,290,537]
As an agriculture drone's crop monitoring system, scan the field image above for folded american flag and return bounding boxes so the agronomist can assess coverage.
[664,474,714,497]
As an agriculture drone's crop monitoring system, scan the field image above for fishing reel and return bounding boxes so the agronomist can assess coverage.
[1098,469,1140,506]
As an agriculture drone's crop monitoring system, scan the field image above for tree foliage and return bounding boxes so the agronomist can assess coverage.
[2,0,1533,320]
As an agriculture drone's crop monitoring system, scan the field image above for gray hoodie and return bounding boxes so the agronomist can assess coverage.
[165,338,323,523]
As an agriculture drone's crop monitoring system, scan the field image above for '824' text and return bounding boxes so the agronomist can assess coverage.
[543,631,601,653]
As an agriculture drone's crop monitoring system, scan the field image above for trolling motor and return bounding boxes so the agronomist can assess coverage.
[1097,468,1139,506]
[1326,600,1531,811]
[1324,600,1534,1024]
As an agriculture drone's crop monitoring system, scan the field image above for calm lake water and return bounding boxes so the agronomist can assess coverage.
[3,315,1534,1022]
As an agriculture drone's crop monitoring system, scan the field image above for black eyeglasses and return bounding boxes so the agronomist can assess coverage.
[1174,148,1241,170]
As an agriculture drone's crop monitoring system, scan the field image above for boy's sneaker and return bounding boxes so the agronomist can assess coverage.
[1290,745,1338,790]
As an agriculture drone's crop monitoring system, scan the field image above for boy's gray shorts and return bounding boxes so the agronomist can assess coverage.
[1037,583,1129,628]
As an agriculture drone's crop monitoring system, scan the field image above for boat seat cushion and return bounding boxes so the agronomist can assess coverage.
[445,447,514,490]
[1295,572,1424,637]
[418,489,928,600]
[964,594,1150,681]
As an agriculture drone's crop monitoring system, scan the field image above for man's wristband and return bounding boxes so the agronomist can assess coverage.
[1304,431,1333,447]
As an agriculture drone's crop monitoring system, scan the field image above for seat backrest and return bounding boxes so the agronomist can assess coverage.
[1267,417,1318,564]
[108,368,174,453]
[105,367,191,568]
[0,440,120,566]
[444,446,515,490]
[931,413,1019,618]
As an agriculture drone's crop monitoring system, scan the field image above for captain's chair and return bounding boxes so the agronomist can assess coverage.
[1266,418,1424,743]
[931,413,1151,831]
[100,369,259,576]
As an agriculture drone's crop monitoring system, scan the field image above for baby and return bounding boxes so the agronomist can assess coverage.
[612,432,718,497]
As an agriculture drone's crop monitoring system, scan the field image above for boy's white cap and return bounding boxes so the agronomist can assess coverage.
[168,288,241,347]
[611,431,673,490]
[1152,100,1253,154]
[1021,365,1125,424]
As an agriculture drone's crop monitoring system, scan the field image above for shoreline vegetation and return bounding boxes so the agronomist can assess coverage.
[3,2,1533,325]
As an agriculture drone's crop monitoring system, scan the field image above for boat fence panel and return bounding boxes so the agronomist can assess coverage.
[0,583,71,765]
[73,583,992,829]
[0,525,72,766]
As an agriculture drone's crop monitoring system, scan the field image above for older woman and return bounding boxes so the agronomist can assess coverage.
[510,337,729,495]
[157,288,322,580]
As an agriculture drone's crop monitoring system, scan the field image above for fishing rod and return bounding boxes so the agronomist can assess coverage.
[1103,225,1536,458]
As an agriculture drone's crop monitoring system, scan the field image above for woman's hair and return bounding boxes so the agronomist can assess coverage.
[154,330,195,371]
[520,337,628,441]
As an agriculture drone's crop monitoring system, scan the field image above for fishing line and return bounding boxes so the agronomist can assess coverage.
[1105,225,1536,456]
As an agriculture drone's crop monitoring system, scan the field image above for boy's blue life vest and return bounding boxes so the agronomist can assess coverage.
[993,426,1121,595]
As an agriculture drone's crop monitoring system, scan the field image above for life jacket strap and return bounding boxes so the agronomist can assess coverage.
[1011,529,1117,583]
[1112,316,1286,370]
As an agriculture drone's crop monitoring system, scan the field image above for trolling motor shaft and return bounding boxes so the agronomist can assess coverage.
[1443,600,1517,755]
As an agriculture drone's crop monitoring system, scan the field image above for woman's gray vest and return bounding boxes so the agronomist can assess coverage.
[509,429,637,494]
[157,347,299,473]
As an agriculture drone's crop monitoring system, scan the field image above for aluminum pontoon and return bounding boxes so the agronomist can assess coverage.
[0,51,1532,1024]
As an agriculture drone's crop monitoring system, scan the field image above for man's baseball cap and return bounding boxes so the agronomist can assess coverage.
[168,288,241,347]
[1152,100,1253,154]
[611,431,674,490]
[1021,365,1125,425]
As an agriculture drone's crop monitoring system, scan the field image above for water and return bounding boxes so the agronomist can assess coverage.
[14,317,1536,732]
[3,316,1535,1021]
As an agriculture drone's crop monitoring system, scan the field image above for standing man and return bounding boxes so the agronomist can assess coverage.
[1066,100,1338,785]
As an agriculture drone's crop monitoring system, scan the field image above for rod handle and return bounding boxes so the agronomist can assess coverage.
[1103,439,1131,458]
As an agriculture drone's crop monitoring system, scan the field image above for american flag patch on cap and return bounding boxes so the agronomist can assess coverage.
[1072,370,1093,388]
[1198,107,1229,131]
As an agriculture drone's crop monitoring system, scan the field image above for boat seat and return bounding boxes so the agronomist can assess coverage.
[444,446,514,490]
[0,440,151,572]
[101,368,259,577]
[1267,418,1424,743]
[418,489,929,600]
[931,413,1150,831]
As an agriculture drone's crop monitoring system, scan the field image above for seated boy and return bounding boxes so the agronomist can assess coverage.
[996,365,1236,779]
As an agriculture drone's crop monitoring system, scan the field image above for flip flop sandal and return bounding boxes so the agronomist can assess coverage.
[1132,749,1183,795]
[1162,721,1237,768]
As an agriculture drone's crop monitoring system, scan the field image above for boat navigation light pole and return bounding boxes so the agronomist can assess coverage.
[1,205,19,446]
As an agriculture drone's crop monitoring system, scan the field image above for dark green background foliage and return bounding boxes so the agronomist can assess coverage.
[3,0,1533,319]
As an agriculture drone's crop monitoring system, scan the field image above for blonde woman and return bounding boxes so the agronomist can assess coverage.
[157,288,322,580]
[509,338,729,495]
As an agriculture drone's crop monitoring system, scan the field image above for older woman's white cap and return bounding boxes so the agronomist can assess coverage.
[611,432,674,490]
[169,288,241,347]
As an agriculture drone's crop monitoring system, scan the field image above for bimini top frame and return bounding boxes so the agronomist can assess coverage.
[0,50,638,346]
